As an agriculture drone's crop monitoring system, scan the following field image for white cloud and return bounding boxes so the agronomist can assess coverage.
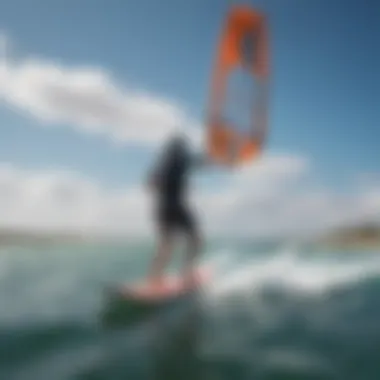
[0,163,152,236]
[0,34,201,148]
[0,33,378,240]
[0,155,379,240]
[195,153,380,239]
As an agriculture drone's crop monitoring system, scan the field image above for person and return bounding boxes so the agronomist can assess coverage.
[146,134,211,288]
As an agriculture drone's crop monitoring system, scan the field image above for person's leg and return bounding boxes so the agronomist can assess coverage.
[183,232,201,287]
[148,212,175,286]
[180,207,202,286]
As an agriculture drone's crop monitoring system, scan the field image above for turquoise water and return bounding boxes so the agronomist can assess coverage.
[1,242,380,379]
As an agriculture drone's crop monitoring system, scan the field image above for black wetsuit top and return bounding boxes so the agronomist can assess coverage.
[158,155,189,207]
[153,150,200,233]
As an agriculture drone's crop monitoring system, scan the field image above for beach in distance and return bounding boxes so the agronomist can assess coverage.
[2,223,380,251]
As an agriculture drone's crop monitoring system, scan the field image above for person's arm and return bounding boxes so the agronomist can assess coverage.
[191,152,234,170]
[191,152,209,169]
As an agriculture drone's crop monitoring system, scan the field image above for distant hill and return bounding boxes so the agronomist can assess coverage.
[0,228,88,248]
[1,223,380,250]
[317,223,380,250]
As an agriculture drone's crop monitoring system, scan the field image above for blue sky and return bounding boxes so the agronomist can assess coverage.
[0,0,379,235]
[0,0,379,186]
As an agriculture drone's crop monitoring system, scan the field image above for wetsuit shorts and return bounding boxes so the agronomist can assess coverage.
[157,204,196,235]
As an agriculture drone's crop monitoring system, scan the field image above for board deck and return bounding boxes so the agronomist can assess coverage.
[101,267,211,327]
[117,266,211,303]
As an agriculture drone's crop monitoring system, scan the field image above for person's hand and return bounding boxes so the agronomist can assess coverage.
[206,154,235,169]
[146,173,158,191]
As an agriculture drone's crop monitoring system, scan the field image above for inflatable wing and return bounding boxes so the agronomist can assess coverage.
[207,5,270,165]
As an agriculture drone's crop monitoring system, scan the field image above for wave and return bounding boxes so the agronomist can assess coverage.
[204,244,380,298]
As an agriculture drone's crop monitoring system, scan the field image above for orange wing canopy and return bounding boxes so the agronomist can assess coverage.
[207,5,269,165]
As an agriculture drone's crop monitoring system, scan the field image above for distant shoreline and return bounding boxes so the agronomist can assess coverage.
[312,240,380,251]
[309,223,380,251]
[0,228,89,248]
[1,223,380,250]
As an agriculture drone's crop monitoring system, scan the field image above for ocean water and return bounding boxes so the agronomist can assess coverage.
[0,241,380,380]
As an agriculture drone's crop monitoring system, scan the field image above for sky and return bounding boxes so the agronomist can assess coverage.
[0,0,379,238]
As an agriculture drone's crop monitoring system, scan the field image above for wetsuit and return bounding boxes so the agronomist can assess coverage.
[151,148,201,235]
